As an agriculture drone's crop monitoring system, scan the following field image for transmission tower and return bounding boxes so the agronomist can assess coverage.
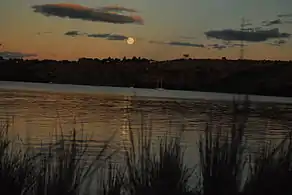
[240,17,245,60]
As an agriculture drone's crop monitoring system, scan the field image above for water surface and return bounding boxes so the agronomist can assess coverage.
[0,82,291,158]
[1,81,292,192]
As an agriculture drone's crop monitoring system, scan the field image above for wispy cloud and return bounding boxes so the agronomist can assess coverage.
[149,40,204,48]
[208,44,227,50]
[32,3,144,25]
[208,43,247,50]
[88,33,128,40]
[0,51,37,59]
[65,31,205,47]
[64,30,83,36]
[168,41,204,48]
[205,28,290,42]
[228,43,247,47]
[64,30,129,41]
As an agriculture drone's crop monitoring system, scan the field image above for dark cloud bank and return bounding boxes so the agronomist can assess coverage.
[32,3,144,25]
[205,28,290,42]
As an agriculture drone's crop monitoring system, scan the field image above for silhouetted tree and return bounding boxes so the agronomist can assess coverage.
[183,54,189,58]
[0,58,292,97]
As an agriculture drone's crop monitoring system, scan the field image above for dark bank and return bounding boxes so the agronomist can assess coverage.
[1,57,292,97]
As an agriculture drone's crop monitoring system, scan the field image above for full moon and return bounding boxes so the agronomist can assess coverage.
[126,37,135,45]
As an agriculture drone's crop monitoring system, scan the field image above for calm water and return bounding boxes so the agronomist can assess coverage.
[1,82,292,193]
[0,82,292,167]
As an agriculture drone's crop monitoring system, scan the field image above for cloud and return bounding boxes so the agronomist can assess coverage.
[98,5,137,13]
[64,30,82,36]
[168,41,204,48]
[64,31,129,41]
[32,3,144,25]
[228,43,247,47]
[0,51,37,59]
[278,13,292,18]
[205,28,290,42]
[262,18,292,26]
[208,44,227,50]
[88,33,128,40]
[65,32,205,47]
[149,40,204,48]
[208,43,247,50]
[262,19,282,26]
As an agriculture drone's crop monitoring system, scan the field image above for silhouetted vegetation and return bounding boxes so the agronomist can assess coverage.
[1,58,292,97]
[1,98,292,195]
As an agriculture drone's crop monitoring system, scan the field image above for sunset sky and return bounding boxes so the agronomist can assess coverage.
[0,0,292,60]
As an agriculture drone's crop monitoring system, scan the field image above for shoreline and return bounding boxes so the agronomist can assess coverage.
[0,81,292,104]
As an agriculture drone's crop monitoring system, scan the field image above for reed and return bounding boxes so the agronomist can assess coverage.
[198,97,250,195]
[0,123,113,195]
[122,116,194,195]
[98,160,125,195]
[1,96,292,195]
[0,121,39,195]
[242,131,292,195]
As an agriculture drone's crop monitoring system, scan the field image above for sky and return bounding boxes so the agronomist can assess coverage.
[0,0,292,61]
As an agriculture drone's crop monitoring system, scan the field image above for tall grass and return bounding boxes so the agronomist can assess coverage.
[122,116,194,195]
[0,121,40,195]
[198,97,250,195]
[242,132,292,195]
[1,96,292,195]
[98,160,125,195]
[31,129,88,195]
[0,123,113,195]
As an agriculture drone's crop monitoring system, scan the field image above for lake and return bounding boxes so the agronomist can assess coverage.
[0,81,292,192]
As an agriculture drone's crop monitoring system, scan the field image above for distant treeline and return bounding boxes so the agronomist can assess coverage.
[0,57,292,97]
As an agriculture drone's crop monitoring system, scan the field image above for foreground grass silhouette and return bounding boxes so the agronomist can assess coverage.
[0,99,291,195]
